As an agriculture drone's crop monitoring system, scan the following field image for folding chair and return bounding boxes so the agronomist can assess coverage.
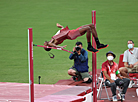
[97,71,123,101]
[97,71,111,100]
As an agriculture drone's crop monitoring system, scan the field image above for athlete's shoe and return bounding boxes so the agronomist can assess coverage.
[72,75,82,81]
[97,44,109,50]
[73,76,78,81]
[87,46,99,53]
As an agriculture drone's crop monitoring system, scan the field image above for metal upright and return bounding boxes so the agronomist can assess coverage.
[92,10,97,102]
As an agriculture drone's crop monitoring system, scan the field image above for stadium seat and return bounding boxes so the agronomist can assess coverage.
[118,54,138,85]
[118,54,124,68]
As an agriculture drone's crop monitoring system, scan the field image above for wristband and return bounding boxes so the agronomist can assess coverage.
[115,70,120,75]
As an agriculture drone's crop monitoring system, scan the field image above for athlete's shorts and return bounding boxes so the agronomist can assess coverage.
[127,65,138,73]
[70,67,91,79]
[68,26,84,40]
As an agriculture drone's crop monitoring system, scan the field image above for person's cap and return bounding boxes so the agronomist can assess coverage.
[106,51,116,58]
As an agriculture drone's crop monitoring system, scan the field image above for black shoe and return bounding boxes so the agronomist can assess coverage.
[72,75,82,81]
[97,44,109,50]
[73,76,77,81]
[87,46,99,53]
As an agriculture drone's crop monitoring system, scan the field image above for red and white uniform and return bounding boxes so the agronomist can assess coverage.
[52,26,84,45]
[102,60,118,80]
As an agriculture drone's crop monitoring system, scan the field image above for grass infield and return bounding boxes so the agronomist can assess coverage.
[0,0,138,84]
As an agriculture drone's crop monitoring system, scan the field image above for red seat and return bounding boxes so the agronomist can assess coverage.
[118,54,138,79]
[129,73,138,79]
[118,54,124,68]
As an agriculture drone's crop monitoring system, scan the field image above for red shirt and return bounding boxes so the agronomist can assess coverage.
[52,26,83,45]
[102,60,118,80]
[52,26,70,45]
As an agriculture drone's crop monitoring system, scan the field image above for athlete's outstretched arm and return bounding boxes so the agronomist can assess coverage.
[48,38,67,48]
[56,23,64,28]
[49,43,67,48]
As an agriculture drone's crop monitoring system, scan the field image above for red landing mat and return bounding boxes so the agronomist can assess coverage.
[34,95,85,102]
[0,82,91,102]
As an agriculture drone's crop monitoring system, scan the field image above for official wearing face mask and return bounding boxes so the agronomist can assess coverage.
[119,40,138,88]
[102,51,130,101]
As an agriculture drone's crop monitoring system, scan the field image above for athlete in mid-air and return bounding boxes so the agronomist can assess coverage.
[44,23,108,53]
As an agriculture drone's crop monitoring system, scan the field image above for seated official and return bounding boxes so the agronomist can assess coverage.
[119,40,138,88]
[68,42,92,84]
[102,51,130,101]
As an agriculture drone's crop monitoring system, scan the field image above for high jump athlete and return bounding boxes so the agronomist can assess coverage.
[44,23,108,53]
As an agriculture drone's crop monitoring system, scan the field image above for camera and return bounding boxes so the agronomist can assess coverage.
[75,46,81,51]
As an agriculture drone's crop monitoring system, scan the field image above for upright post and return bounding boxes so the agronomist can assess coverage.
[28,28,34,102]
[92,10,97,102]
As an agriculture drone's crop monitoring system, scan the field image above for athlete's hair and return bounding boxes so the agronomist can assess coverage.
[44,41,51,51]
[44,48,51,51]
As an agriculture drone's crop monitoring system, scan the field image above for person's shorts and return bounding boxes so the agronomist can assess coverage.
[127,65,138,73]
[70,67,91,79]
[68,27,84,40]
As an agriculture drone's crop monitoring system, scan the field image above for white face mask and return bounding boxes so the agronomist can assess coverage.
[107,56,114,61]
[128,44,133,49]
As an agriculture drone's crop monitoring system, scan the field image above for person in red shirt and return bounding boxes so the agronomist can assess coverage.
[102,51,130,101]
[44,23,108,53]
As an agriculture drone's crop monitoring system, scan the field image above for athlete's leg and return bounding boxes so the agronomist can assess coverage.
[79,26,91,42]
[84,24,108,50]
[79,26,98,53]
[79,24,108,52]
[81,24,98,38]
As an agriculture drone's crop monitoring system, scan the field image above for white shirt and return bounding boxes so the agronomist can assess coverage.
[123,47,138,64]
[54,28,64,36]
[55,30,60,35]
